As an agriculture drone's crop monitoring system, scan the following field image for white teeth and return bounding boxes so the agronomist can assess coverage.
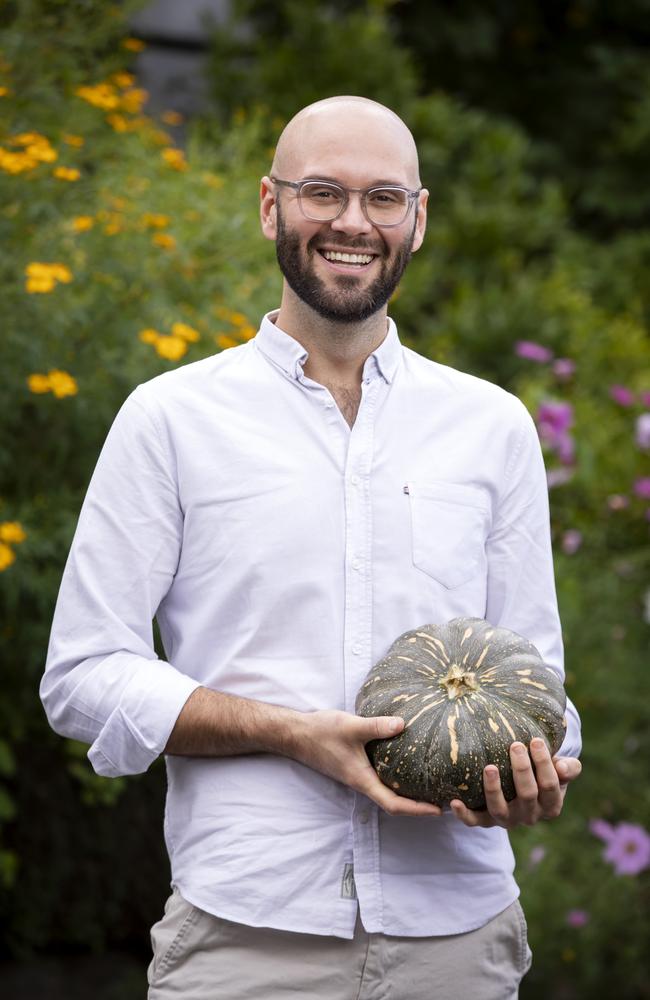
[322,251,373,265]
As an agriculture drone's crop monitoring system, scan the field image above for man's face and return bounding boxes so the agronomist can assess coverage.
[274,199,417,324]
[262,105,428,324]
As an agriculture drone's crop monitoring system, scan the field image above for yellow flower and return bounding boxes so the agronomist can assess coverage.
[0,543,16,572]
[215,334,239,350]
[51,264,73,283]
[0,148,38,174]
[120,88,147,114]
[239,324,257,341]
[161,147,187,171]
[28,373,52,393]
[47,369,78,398]
[25,262,72,292]
[171,322,200,342]
[138,328,160,344]
[154,336,188,361]
[0,522,26,544]
[122,37,146,52]
[161,110,183,125]
[62,133,85,147]
[54,166,80,181]
[111,72,136,88]
[229,312,249,327]
[72,215,94,232]
[0,86,9,98]
[106,113,129,132]
[140,212,170,229]
[75,83,119,111]
[11,132,41,146]
[152,232,176,250]
[26,276,56,293]
[26,141,57,163]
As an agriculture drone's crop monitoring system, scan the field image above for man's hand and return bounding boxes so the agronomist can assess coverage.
[289,710,441,818]
[449,738,582,829]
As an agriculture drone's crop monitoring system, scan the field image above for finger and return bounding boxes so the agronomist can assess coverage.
[529,738,562,817]
[449,799,492,828]
[353,760,441,817]
[358,715,405,742]
[510,742,540,801]
[553,756,582,786]
[482,762,512,825]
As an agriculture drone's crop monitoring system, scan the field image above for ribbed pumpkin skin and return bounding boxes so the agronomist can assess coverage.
[356,617,567,809]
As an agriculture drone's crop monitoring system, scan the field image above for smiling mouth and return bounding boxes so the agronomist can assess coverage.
[319,249,376,267]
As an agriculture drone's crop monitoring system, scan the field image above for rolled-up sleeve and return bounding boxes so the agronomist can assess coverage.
[40,388,200,777]
[485,403,582,760]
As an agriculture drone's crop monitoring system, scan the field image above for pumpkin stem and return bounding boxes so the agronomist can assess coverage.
[440,664,480,699]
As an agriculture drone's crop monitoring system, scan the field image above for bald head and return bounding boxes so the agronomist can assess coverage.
[271,96,421,189]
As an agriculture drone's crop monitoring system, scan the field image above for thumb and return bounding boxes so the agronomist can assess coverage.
[362,715,405,741]
[554,756,582,784]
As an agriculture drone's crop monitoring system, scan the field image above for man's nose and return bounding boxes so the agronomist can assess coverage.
[330,193,373,235]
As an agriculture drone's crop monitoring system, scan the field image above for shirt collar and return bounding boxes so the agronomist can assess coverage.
[254,310,402,385]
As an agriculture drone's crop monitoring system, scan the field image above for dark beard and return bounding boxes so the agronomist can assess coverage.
[274,207,415,324]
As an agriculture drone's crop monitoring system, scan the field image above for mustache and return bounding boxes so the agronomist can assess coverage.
[308,234,385,255]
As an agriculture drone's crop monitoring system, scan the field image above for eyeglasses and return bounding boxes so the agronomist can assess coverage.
[270,176,421,228]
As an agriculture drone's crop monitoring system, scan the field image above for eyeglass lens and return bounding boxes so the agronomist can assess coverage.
[299,182,410,225]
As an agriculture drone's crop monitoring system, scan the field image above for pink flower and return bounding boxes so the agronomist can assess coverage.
[515,340,554,363]
[636,414,650,449]
[590,819,650,876]
[538,401,573,435]
[609,385,635,406]
[537,402,575,466]
[553,358,576,380]
[566,909,590,928]
[561,529,582,554]
[640,391,650,407]
[607,494,629,511]
[528,845,546,867]
[547,468,574,489]
[634,477,650,500]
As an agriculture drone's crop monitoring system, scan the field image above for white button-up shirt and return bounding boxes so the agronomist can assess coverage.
[41,311,581,938]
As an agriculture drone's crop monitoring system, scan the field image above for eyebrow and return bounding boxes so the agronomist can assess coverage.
[301,174,410,188]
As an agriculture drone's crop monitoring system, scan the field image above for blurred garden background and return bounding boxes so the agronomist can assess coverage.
[1,0,649,996]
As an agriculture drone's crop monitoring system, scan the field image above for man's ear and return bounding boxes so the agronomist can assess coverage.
[260,176,277,241]
[410,188,428,254]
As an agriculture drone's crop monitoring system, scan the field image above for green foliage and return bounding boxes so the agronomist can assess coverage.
[0,2,649,996]
[207,0,417,124]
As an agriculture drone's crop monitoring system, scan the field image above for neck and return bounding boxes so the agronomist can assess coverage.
[274,288,388,387]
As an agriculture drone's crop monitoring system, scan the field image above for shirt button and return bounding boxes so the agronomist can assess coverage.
[358,810,370,824]
[351,474,360,486]
[352,644,362,655]
[352,557,361,571]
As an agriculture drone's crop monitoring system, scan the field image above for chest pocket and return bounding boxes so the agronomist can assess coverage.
[406,481,490,590]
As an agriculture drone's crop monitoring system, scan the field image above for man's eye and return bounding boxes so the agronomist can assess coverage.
[368,190,403,205]
[306,188,340,201]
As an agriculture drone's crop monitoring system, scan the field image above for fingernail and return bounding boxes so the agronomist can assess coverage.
[388,718,402,733]
[512,743,526,756]
[556,761,568,778]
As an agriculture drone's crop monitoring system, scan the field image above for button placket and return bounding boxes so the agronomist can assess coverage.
[342,378,380,710]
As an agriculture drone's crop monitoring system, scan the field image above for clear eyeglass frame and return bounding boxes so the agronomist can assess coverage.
[270,176,421,228]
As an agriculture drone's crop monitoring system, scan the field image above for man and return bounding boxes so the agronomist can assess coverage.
[41,96,581,999]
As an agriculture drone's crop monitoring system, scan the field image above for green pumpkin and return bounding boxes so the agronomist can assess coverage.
[356,617,567,809]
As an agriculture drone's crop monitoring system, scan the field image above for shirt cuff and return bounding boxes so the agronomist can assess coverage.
[87,654,201,777]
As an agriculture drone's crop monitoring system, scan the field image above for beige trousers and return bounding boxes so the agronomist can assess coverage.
[148,888,532,1000]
